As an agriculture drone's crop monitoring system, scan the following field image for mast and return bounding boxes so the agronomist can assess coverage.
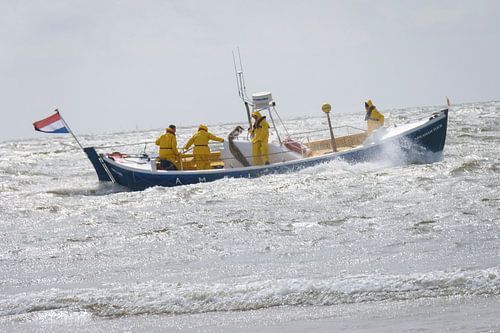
[233,48,252,129]
[231,49,289,143]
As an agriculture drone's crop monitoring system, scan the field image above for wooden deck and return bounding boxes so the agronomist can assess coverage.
[306,132,368,156]
[155,132,368,169]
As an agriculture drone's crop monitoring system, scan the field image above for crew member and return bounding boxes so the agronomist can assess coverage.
[155,125,180,170]
[250,111,270,165]
[184,124,224,170]
[365,99,385,133]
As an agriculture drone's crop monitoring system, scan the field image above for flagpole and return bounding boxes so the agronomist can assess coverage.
[41,109,117,184]
[56,109,84,150]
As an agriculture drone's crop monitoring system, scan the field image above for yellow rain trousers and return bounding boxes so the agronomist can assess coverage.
[251,112,270,165]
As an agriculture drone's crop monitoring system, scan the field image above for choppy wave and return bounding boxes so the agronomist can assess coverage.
[45,183,129,196]
[1,268,498,318]
[1,101,499,331]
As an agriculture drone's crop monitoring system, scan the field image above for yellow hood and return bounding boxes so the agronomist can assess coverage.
[252,111,262,119]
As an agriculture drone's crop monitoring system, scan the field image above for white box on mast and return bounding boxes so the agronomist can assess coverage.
[252,92,273,110]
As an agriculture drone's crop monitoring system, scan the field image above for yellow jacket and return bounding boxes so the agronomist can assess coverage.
[365,100,384,132]
[184,128,224,156]
[155,128,179,161]
[251,111,269,143]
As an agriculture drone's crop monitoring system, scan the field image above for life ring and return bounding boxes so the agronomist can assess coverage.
[108,151,128,160]
[283,138,311,156]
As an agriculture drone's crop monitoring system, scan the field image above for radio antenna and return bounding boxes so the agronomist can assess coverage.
[232,51,242,99]
[232,48,250,102]
[232,48,252,127]
[237,47,249,100]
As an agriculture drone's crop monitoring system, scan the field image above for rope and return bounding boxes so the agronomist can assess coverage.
[124,146,313,163]
[272,106,290,137]
[99,125,367,164]
[91,125,364,150]
[94,141,153,149]
[215,149,309,162]
[291,125,366,137]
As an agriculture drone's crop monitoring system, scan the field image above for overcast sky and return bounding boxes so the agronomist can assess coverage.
[1,0,499,142]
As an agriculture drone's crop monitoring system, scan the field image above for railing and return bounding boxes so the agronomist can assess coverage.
[293,125,365,136]
[94,124,368,166]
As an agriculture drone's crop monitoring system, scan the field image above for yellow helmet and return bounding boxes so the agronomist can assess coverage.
[198,124,208,131]
[365,99,373,108]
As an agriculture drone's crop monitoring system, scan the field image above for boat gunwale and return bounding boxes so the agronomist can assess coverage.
[101,110,447,177]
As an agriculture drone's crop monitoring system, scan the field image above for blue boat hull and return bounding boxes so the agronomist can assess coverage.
[85,109,448,191]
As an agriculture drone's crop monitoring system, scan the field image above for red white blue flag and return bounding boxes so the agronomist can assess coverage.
[33,111,69,133]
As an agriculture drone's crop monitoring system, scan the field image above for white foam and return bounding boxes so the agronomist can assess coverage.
[1,268,498,318]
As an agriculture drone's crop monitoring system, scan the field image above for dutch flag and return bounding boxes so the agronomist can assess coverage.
[33,110,69,133]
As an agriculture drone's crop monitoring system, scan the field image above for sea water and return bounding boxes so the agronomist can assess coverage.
[0,101,499,332]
